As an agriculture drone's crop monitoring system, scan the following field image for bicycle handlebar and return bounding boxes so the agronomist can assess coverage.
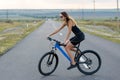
[47,37,66,46]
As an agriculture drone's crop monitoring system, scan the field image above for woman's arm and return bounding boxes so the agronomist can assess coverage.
[49,22,66,36]
[64,20,73,44]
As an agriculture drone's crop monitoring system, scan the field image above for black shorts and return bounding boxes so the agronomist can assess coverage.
[70,33,85,45]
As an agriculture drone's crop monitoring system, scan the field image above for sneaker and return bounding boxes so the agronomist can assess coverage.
[67,63,77,70]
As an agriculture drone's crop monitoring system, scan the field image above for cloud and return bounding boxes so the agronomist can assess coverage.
[0,0,118,9]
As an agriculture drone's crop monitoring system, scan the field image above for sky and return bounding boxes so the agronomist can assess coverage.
[0,0,119,9]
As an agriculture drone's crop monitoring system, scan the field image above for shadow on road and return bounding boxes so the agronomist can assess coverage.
[40,74,111,80]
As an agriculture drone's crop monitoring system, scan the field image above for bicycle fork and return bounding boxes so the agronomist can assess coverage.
[47,49,56,66]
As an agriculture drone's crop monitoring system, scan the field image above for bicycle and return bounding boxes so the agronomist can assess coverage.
[38,37,101,76]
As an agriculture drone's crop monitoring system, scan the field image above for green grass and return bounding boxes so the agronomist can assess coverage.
[0,22,21,32]
[77,20,120,32]
[80,27,120,44]
[77,20,120,44]
[0,20,45,55]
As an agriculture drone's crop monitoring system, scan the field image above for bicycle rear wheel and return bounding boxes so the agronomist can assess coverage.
[38,51,58,76]
[77,50,101,75]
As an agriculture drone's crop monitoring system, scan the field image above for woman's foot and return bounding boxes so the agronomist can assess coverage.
[67,63,77,70]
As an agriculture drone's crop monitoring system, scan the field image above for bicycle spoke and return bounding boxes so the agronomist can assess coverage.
[77,50,101,75]
[38,52,58,76]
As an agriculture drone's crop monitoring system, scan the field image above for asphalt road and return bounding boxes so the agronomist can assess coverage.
[0,20,120,80]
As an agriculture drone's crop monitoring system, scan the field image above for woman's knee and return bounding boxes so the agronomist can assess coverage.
[65,44,72,51]
[65,45,69,50]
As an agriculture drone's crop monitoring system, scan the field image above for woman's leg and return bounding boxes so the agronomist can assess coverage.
[65,41,76,65]
[70,48,81,54]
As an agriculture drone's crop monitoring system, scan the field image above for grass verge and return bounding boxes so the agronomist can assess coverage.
[77,20,120,44]
[0,20,45,55]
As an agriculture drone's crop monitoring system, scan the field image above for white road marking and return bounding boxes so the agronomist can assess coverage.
[59,33,63,36]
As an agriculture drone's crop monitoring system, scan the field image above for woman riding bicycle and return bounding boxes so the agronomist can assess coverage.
[48,11,85,70]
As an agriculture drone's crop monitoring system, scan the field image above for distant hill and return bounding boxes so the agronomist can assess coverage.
[0,9,119,20]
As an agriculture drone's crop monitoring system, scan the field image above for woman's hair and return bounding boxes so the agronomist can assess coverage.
[60,11,70,23]
[60,11,77,25]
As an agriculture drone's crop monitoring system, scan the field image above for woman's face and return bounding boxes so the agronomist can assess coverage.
[59,14,66,21]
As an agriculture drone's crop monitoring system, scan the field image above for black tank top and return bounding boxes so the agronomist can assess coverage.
[72,25,83,37]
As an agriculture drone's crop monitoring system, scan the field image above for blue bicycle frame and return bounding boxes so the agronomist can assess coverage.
[54,42,71,62]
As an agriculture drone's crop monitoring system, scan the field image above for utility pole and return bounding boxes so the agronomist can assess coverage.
[94,0,95,13]
[82,8,84,20]
[6,9,8,21]
[117,0,119,31]
[93,0,96,27]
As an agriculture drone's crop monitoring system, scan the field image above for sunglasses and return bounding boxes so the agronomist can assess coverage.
[60,16,64,18]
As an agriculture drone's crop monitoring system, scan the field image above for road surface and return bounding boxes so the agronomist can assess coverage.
[0,20,120,80]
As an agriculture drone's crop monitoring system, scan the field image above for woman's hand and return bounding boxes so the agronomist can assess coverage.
[46,34,51,40]
[64,39,69,45]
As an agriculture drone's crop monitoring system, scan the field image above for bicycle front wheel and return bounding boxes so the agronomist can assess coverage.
[77,50,101,75]
[38,51,59,76]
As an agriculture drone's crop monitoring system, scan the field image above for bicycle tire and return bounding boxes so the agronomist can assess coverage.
[77,50,101,75]
[38,51,59,76]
